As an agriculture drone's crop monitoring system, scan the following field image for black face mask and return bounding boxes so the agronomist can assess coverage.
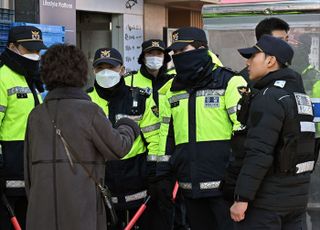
[172,48,210,84]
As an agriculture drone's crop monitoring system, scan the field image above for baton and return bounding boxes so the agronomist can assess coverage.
[1,194,22,230]
[172,181,179,202]
[124,196,150,230]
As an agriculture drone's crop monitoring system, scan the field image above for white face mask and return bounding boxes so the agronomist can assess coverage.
[145,56,164,70]
[95,69,121,88]
[22,53,40,61]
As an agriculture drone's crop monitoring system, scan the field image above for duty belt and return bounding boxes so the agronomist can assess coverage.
[111,190,147,204]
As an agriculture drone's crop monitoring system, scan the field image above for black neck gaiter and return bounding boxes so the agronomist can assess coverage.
[172,48,213,91]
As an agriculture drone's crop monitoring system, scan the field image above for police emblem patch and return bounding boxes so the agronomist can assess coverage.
[31,31,40,40]
[172,32,179,42]
[101,50,111,58]
[294,93,313,116]
[205,96,220,108]
[152,41,160,47]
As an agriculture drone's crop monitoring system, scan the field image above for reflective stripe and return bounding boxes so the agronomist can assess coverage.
[199,181,221,190]
[169,93,189,104]
[311,98,320,103]
[7,87,31,96]
[300,121,315,133]
[162,116,171,124]
[296,161,315,174]
[157,155,171,162]
[196,89,225,97]
[125,190,147,202]
[178,182,192,190]
[147,155,157,162]
[111,190,147,204]
[115,114,142,122]
[0,105,6,113]
[227,106,237,115]
[6,180,25,188]
[141,123,160,133]
[178,181,221,190]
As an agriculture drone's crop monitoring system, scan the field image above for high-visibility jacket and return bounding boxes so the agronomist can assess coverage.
[310,66,320,137]
[157,64,247,198]
[157,51,224,175]
[0,63,42,191]
[88,82,160,208]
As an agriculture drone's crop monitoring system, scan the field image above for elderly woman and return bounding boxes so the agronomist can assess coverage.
[24,44,139,230]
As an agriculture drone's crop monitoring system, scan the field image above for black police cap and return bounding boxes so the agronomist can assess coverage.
[9,26,47,51]
[238,34,294,66]
[93,48,123,67]
[141,39,165,52]
[167,27,208,51]
[138,39,171,65]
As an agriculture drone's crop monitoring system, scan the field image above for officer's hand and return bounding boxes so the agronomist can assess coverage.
[230,201,248,222]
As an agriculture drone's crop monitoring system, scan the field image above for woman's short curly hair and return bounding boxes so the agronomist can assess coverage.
[40,44,88,90]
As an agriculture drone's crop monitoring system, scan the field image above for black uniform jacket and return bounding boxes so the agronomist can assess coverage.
[235,68,314,212]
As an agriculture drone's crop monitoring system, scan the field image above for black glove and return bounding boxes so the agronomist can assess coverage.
[114,117,140,139]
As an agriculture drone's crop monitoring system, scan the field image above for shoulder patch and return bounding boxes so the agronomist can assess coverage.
[151,105,159,117]
[237,86,250,95]
[294,93,313,116]
[274,80,286,88]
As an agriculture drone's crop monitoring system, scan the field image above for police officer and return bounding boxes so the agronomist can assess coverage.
[231,35,315,229]
[88,48,160,229]
[0,26,46,229]
[157,27,247,230]
[239,17,290,83]
[124,39,172,106]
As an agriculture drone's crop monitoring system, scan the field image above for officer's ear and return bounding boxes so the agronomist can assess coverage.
[120,65,125,75]
[266,55,278,68]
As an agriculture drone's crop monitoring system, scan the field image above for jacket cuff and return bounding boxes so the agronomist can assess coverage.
[115,117,140,139]
[234,194,250,202]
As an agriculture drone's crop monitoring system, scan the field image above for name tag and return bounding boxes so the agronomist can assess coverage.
[205,96,220,108]
[170,101,180,108]
[17,93,28,99]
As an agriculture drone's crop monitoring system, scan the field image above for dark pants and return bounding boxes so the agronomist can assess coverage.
[0,195,27,230]
[234,206,307,230]
[184,196,233,230]
[173,191,189,230]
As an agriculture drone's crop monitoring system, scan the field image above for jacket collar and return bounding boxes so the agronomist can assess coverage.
[140,65,167,82]
[45,87,90,102]
[253,68,301,91]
